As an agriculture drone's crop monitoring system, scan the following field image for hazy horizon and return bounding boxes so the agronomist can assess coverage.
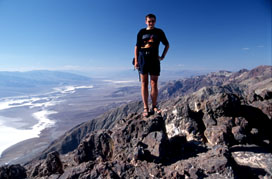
[0,65,270,81]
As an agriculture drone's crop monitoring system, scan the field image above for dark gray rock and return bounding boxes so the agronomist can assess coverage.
[74,130,113,164]
[142,131,168,159]
[259,89,272,100]
[199,145,231,175]
[30,151,63,177]
[232,126,247,143]
[202,113,217,128]
[204,125,230,146]
[111,113,167,163]
[230,145,272,178]
[0,164,27,179]
[205,93,241,118]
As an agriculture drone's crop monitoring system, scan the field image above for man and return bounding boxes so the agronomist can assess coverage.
[134,14,169,117]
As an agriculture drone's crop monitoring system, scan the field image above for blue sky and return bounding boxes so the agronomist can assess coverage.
[0,0,271,76]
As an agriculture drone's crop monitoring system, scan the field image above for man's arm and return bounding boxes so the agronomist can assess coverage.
[159,43,169,61]
[134,46,139,69]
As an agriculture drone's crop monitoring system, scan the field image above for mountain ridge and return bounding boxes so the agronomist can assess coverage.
[0,65,271,178]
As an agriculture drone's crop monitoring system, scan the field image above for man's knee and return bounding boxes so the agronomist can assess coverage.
[150,80,158,89]
[141,79,149,88]
[142,81,148,88]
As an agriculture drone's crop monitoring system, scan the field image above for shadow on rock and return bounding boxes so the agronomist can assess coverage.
[163,135,208,165]
[231,162,269,179]
[238,105,272,148]
[230,145,271,154]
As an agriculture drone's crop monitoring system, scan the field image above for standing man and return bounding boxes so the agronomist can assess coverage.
[134,14,169,117]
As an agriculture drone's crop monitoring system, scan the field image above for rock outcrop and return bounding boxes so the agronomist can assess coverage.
[28,151,64,178]
[38,101,143,160]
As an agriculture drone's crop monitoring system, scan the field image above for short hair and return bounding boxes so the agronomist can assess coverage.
[145,14,156,20]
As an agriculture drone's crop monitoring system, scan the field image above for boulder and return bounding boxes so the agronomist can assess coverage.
[142,131,168,159]
[0,164,27,179]
[111,113,167,163]
[204,125,230,146]
[231,145,272,177]
[205,93,241,118]
[74,130,113,164]
[164,103,205,141]
[30,151,63,177]
[198,145,231,175]
[259,89,272,100]
[202,112,217,128]
[232,126,247,143]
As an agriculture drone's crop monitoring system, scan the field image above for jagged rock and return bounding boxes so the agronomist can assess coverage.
[216,116,234,128]
[247,90,272,103]
[163,145,233,178]
[202,112,217,128]
[80,162,120,179]
[164,103,205,141]
[250,128,259,135]
[204,125,231,146]
[205,93,241,118]
[230,145,272,177]
[251,100,272,120]
[74,130,113,164]
[199,145,231,174]
[57,161,96,179]
[247,92,264,103]
[111,113,167,163]
[142,131,168,159]
[237,104,272,146]
[234,117,249,130]
[232,126,247,143]
[0,164,27,179]
[259,89,272,100]
[163,171,185,179]
[30,151,63,177]
[45,151,63,175]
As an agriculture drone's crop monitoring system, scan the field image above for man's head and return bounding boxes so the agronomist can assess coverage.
[145,14,156,30]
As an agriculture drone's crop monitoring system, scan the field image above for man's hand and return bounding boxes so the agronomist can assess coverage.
[134,62,139,69]
[159,56,164,61]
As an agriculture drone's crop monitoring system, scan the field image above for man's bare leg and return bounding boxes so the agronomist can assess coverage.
[150,75,159,111]
[141,74,149,115]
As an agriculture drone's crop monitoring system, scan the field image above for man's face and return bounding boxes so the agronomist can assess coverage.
[145,17,156,29]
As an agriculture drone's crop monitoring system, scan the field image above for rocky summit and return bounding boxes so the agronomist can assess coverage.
[0,66,271,178]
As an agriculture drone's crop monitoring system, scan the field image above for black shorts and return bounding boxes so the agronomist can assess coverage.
[138,51,160,76]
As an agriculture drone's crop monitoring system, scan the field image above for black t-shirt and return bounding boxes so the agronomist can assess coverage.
[136,28,169,56]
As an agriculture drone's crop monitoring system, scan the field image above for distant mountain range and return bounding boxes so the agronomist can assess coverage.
[159,65,272,100]
[0,70,92,97]
[0,69,209,98]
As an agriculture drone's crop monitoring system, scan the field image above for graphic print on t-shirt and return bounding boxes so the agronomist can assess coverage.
[141,34,157,49]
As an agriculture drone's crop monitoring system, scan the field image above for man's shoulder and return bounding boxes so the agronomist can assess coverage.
[138,28,146,33]
[154,28,165,33]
